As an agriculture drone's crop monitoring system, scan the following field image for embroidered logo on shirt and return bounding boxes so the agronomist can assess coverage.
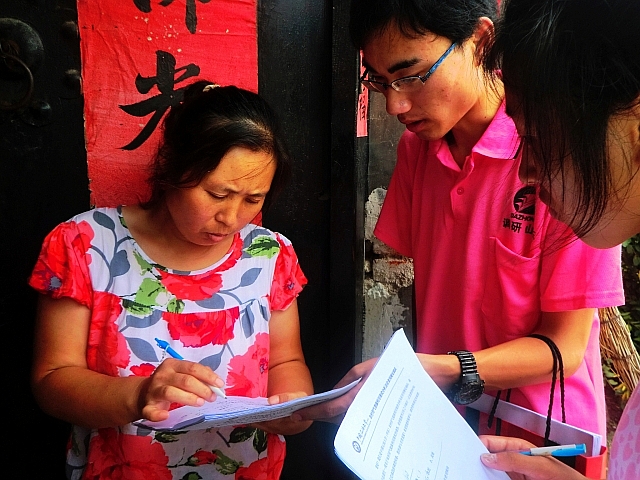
[502,186,536,235]
[513,186,536,215]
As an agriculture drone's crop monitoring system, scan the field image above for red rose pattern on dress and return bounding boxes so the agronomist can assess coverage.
[29,220,94,308]
[235,434,286,480]
[158,268,225,301]
[87,291,130,376]
[270,235,307,311]
[164,308,238,348]
[84,428,172,480]
[130,363,156,377]
[188,449,219,466]
[28,208,307,480]
[226,332,270,398]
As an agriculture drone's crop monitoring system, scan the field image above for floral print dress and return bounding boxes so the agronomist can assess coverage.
[29,207,307,480]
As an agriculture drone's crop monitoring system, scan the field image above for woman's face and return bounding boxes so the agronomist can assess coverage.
[514,99,640,248]
[163,146,276,248]
[361,23,487,142]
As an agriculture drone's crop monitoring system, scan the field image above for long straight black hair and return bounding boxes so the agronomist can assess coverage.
[486,0,640,237]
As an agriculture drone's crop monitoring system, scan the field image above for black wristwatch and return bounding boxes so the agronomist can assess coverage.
[447,350,485,405]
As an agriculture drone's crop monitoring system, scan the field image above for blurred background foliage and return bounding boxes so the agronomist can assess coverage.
[605,235,640,406]
[619,235,640,349]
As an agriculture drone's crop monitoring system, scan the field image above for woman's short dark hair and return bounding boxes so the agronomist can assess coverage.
[349,0,497,49]
[144,80,291,212]
[486,0,640,237]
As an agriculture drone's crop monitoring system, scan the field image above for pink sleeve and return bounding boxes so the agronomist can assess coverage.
[28,219,95,309]
[539,218,624,311]
[269,234,307,311]
[373,132,418,257]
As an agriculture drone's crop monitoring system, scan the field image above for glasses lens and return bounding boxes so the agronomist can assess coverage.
[393,77,423,93]
[361,80,384,93]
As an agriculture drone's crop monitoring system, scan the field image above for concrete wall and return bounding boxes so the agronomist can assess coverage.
[362,94,416,360]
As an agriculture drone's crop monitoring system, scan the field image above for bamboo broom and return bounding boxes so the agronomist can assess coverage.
[599,306,640,393]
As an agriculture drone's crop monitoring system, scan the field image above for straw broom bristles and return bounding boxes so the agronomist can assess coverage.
[599,306,640,393]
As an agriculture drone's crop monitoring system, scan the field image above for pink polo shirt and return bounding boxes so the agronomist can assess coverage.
[374,103,624,439]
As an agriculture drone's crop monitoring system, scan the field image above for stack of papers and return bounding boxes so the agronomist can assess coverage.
[134,380,359,431]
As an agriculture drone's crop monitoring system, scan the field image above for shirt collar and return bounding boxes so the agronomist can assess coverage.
[471,100,520,159]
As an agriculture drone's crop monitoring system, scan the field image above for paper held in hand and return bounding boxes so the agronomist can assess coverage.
[333,329,509,480]
[134,379,360,431]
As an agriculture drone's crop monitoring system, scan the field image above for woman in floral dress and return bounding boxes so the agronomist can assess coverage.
[29,81,313,480]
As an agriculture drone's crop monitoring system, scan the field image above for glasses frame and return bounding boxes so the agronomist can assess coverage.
[360,42,458,93]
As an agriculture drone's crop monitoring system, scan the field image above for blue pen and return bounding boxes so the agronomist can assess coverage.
[155,338,227,399]
[519,444,587,457]
[155,338,184,360]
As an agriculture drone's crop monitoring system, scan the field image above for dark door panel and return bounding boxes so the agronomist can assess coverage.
[1,1,87,478]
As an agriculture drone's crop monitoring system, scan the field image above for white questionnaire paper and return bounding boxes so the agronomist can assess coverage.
[134,379,359,431]
[334,329,508,480]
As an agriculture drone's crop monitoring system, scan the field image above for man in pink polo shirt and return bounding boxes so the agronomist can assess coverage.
[296,0,624,441]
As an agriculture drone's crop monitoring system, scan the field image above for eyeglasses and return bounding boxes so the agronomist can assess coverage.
[360,42,457,94]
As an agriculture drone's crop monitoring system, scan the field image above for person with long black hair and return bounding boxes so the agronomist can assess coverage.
[480,1,640,478]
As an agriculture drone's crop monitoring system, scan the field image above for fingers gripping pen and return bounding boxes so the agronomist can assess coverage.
[155,338,227,399]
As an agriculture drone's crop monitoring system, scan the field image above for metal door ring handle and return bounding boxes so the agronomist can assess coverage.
[0,47,34,111]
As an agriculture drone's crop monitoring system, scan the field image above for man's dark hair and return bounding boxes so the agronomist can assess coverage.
[349,0,497,49]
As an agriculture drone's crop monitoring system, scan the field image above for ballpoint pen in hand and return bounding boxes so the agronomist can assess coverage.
[155,338,227,399]
[519,444,587,457]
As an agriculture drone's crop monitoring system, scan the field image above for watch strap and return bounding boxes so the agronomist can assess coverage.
[447,350,484,404]
[448,350,480,381]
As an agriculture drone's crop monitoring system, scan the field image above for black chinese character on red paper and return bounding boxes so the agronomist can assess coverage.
[120,50,200,150]
[134,0,211,34]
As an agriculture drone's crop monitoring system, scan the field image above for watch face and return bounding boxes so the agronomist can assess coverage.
[454,382,484,405]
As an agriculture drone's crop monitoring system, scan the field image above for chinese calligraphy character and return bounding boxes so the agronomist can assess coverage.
[120,50,200,151]
[133,0,151,13]
[359,97,367,122]
[502,218,511,228]
[511,221,522,233]
[133,0,211,34]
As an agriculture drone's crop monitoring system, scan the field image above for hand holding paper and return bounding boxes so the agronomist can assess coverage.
[134,380,360,431]
[333,329,508,480]
[293,357,377,425]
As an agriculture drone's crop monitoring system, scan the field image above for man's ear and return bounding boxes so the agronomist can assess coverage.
[472,17,495,65]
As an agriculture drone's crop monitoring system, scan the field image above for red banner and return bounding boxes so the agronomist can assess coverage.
[77,0,258,207]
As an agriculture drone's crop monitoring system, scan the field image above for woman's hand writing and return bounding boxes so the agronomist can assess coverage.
[138,358,226,422]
